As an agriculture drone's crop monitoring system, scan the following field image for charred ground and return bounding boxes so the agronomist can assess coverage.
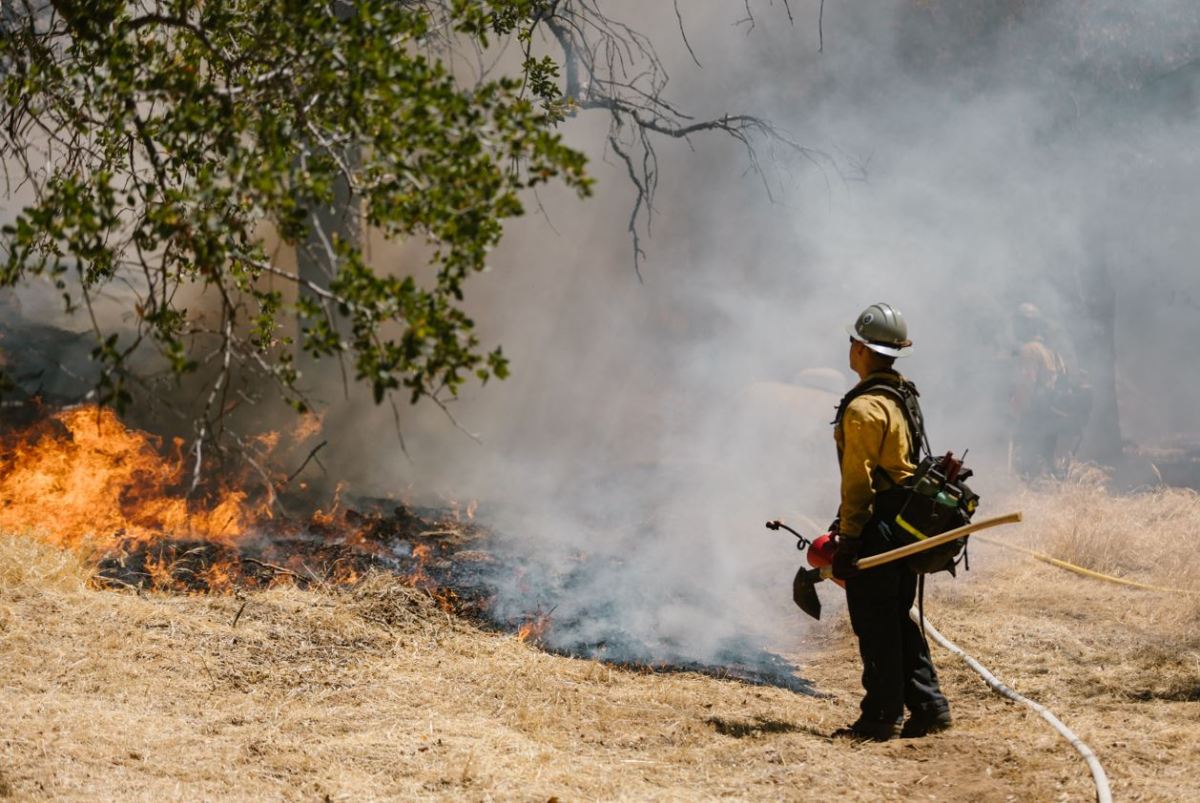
[2,485,1198,801]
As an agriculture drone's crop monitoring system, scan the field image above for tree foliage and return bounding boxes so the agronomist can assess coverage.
[1,0,591,420]
[1,0,812,472]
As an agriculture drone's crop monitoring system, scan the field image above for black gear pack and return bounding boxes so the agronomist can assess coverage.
[834,373,979,575]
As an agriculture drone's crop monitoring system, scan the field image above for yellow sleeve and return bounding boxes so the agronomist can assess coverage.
[837,398,889,538]
[1011,342,1042,412]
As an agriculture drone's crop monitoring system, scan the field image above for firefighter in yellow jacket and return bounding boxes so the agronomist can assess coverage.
[829,303,951,741]
[1010,302,1065,478]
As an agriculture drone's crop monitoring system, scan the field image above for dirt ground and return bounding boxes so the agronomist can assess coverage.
[1,484,1198,801]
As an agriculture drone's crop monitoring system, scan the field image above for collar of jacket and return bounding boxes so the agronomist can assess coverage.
[831,369,911,427]
[855,369,906,388]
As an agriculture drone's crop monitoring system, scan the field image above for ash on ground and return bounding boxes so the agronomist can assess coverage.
[94,498,817,695]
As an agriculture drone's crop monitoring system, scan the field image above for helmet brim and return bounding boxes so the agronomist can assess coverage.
[846,325,913,358]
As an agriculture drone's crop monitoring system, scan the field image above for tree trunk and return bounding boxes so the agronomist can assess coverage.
[1067,260,1123,465]
[295,0,360,399]
[296,155,358,399]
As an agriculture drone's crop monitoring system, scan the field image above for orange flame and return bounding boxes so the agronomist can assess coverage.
[0,406,262,550]
[291,412,324,442]
[0,405,473,603]
[516,611,552,643]
[252,430,281,453]
[311,482,347,527]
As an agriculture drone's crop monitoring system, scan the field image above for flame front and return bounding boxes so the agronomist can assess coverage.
[0,406,262,551]
[0,406,490,617]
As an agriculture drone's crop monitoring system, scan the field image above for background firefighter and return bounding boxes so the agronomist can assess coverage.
[828,303,952,742]
[1008,302,1087,479]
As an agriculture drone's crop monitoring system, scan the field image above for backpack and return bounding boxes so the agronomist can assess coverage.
[1047,354,1093,446]
[834,375,979,575]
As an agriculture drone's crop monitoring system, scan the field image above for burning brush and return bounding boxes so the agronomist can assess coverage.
[0,404,473,593]
[0,405,819,694]
[516,605,556,643]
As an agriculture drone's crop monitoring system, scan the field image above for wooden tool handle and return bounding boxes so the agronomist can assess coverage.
[855,511,1024,571]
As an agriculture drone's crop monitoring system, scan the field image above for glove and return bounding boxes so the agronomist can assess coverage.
[832,535,862,580]
[828,517,840,535]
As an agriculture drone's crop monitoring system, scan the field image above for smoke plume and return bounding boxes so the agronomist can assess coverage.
[9,1,1200,669]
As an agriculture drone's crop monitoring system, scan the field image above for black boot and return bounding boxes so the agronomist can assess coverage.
[900,708,952,738]
[832,716,902,742]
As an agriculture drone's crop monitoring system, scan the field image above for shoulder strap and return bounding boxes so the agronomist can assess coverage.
[833,375,931,463]
[1053,351,1068,382]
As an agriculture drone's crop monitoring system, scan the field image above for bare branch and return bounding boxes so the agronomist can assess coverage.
[429,393,482,445]
[538,2,828,275]
[607,133,645,283]
[819,0,825,52]
[673,0,702,69]
[283,440,328,486]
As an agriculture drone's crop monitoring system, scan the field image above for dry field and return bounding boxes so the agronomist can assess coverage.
[1,482,1198,802]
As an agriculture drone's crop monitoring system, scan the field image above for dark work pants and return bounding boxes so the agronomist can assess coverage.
[1014,413,1059,479]
[844,520,949,724]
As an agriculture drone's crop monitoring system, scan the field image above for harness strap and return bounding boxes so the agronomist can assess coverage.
[918,573,927,642]
[833,373,932,464]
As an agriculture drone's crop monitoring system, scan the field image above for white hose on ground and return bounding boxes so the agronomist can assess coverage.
[912,609,1113,803]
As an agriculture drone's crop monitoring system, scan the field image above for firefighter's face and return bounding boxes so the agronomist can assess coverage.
[849,337,868,375]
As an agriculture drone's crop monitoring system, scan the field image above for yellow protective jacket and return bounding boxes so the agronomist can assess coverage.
[1011,337,1062,415]
[834,372,918,538]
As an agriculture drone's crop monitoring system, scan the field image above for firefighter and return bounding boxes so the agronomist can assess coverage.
[829,303,951,741]
[1009,302,1065,478]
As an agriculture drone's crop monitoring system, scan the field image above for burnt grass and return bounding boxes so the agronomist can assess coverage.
[92,498,818,696]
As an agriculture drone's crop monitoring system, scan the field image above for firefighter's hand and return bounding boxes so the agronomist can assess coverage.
[832,536,862,580]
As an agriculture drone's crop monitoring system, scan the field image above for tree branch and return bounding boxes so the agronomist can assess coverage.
[538,2,829,275]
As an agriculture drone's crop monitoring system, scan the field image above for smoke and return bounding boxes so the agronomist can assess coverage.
[10,1,1200,670]
[311,1,1200,667]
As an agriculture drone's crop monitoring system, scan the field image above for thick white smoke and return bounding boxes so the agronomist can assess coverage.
[10,1,1200,671]
[321,1,1200,668]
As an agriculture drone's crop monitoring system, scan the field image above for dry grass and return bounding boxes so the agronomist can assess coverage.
[934,482,1200,800]
[1011,479,1200,629]
[1,484,1198,801]
[0,535,90,593]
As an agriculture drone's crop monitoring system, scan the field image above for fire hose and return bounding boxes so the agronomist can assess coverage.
[769,512,1113,803]
[972,534,1199,596]
[914,611,1113,803]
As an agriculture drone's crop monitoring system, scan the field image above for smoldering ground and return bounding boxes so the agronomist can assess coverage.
[6,2,1200,672]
